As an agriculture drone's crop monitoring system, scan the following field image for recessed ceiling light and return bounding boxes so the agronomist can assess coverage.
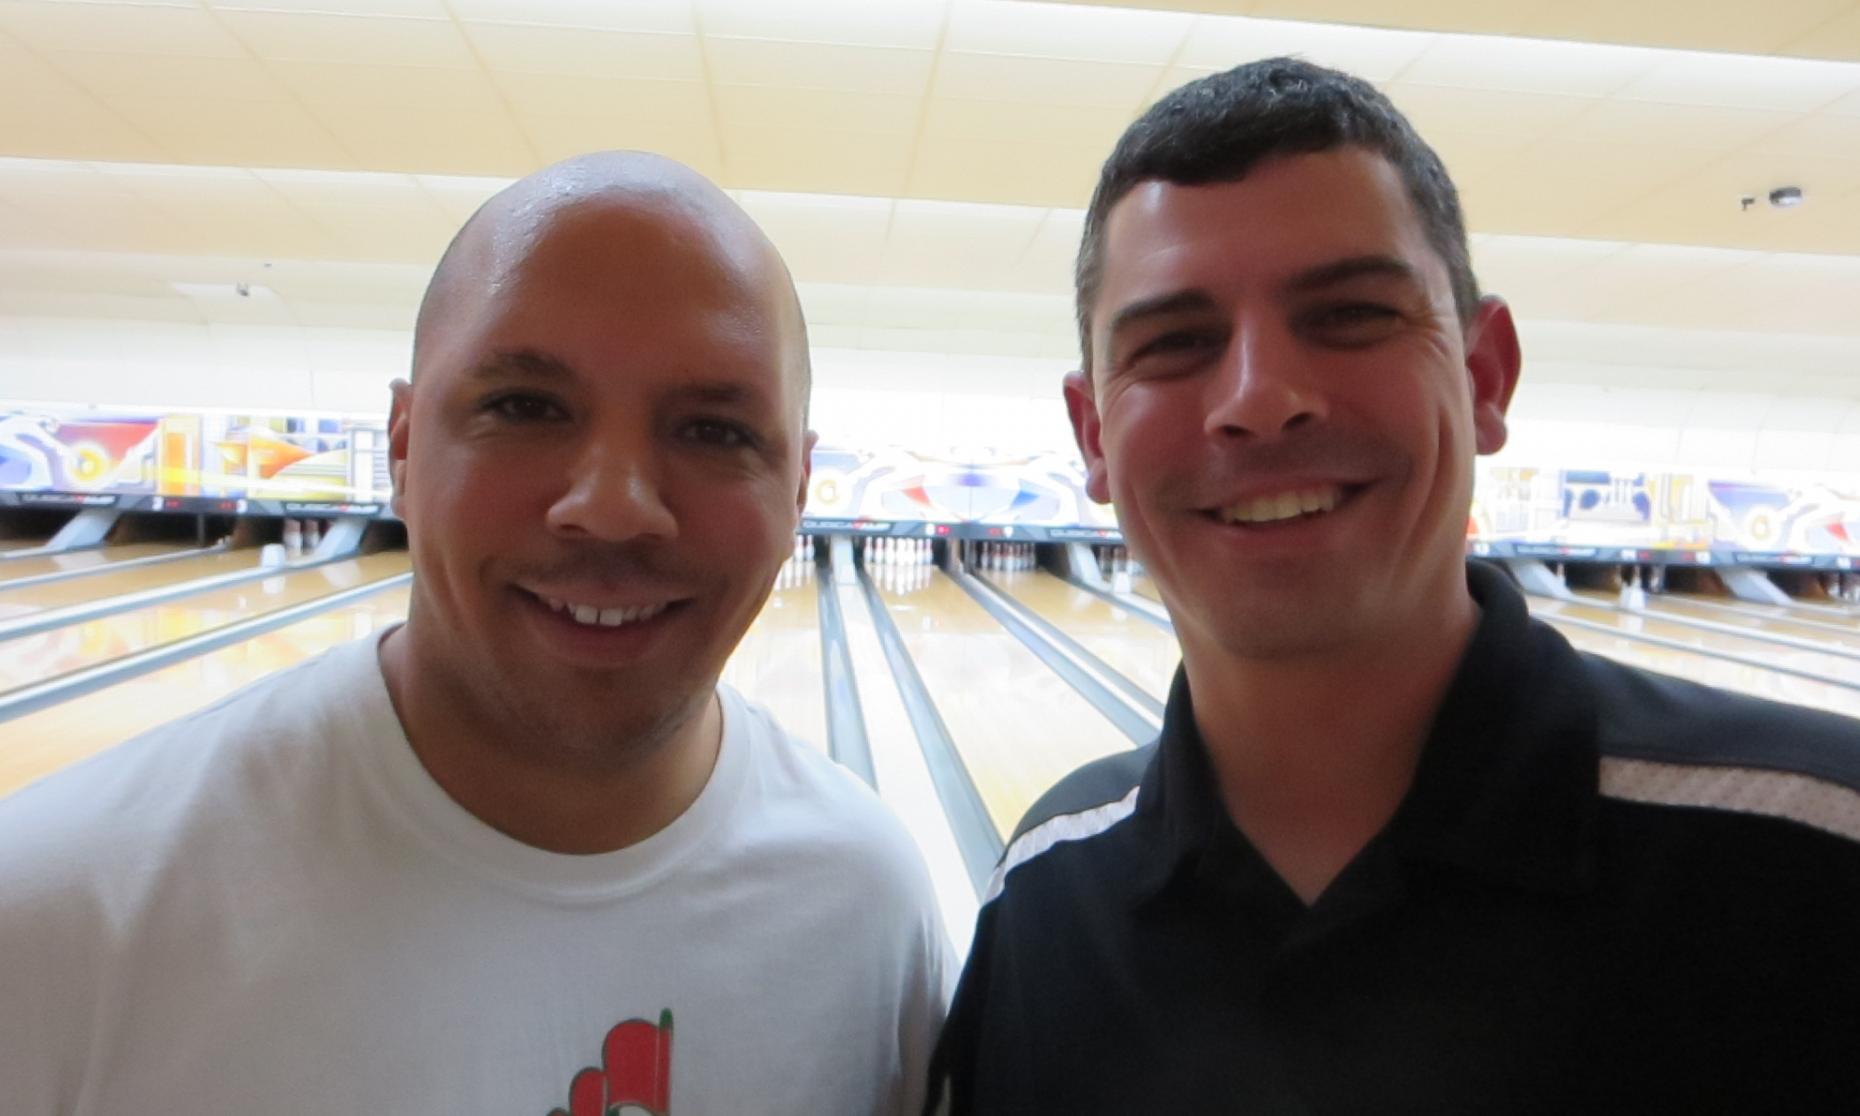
[1769,186,1805,208]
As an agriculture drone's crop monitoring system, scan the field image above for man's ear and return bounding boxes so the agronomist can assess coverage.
[1063,370,1111,504]
[1465,296,1522,456]
[387,379,413,519]
[796,429,818,521]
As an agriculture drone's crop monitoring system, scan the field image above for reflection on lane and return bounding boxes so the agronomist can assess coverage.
[0,548,271,622]
[721,568,827,752]
[0,542,191,584]
[988,568,1178,702]
[871,566,1130,839]
[0,585,411,799]
[0,552,413,692]
[1573,590,1860,656]
[1533,611,1860,721]
[1531,596,1860,688]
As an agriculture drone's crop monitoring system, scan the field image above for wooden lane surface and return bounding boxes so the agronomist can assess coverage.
[0,551,413,693]
[0,585,412,800]
[720,567,827,752]
[1532,596,1860,688]
[871,565,1131,839]
[0,547,267,621]
[0,542,188,584]
[989,568,1179,702]
[1536,610,1860,720]
[1132,575,1164,604]
[1574,589,1860,655]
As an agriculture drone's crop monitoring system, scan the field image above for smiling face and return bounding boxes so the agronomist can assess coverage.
[390,193,813,757]
[1066,147,1519,666]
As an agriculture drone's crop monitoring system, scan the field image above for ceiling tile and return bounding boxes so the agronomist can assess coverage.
[0,85,169,162]
[738,192,892,285]
[0,1,246,58]
[105,96,356,168]
[714,85,920,136]
[414,174,512,222]
[944,0,1190,65]
[920,96,1125,150]
[270,61,506,112]
[1526,0,1853,57]
[1383,83,1594,152]
[719,124,913,196]
[1180,15,1435,81]
[493,73,711,121]
[217,10,478,68]
[703,38,935,96]
[932,52,1160,110]
[48,51,291,103]
[1246,0,1552,38]
[1617,51,1860,113]
[309,104,535,177]
[516,113,722,176]
[697,0,945,50]
[465,23,704,81]
[1547,100,1795,153]
[905,136,1101,208]
[1395,32,1655,97]
[451,0,695,33]
[210,0,450,14]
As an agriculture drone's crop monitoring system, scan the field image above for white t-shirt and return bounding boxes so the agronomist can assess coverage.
[0,632,953,1115]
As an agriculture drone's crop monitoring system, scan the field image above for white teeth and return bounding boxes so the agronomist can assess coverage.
[547,596,670,629]
[1220,486,1341,525]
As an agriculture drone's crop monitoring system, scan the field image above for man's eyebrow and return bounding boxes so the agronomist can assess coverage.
[1105,290,1219,342]
[1282,255,1419,294]
[468,348,576,382]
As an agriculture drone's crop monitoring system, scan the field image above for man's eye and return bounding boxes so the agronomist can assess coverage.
[1127,331,1221,368]
[1304,304,1402,344]
[484,394,565,423]
[683,419,755,449]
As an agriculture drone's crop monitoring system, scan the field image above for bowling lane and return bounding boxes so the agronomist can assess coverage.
[1606,591,1860,653]
[1530,596,1860,688]
[0,551,412,693]
[0,546,270,622]
[721,566,827,752]
[0,541,193,583]
[0,583,411,799]
[1538,613,1860,721]
[987,567,1179,701]
[1133,574,1163,603]
[871,566,1132,839]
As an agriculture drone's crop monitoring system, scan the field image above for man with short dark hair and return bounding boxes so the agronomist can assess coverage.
[926,58,1860,1113]
[0,153,951,1113]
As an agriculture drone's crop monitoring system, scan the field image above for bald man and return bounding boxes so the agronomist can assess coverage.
[0,153,951,1114]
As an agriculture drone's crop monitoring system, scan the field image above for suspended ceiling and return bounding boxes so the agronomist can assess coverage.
[0,0,1857,391]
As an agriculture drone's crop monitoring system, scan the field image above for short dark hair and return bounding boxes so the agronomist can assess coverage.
[1075,57,1479,374]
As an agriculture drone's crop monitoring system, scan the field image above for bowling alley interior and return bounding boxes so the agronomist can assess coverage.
[2,0,1858,949]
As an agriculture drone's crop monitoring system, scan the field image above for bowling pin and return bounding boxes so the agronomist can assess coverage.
[282,518,303,558]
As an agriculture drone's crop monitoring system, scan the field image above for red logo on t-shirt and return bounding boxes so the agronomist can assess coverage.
[550,1010,674,1116]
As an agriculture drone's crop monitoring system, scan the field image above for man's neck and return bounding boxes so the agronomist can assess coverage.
[1182,590,1480,906]
[375,623,722,856]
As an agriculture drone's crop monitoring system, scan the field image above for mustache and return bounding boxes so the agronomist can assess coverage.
[1176,432,1401,502]
[513,545,688,588]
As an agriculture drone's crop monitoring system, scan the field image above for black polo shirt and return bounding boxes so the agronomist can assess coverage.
[926,562,1860,1115]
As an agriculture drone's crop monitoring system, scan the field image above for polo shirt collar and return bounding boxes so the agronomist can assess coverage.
[1131,560,1600,908]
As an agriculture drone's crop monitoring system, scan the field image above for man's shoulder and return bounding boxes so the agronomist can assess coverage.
[0,640,373,879]
[986,745,1154,902]
[724,687,939,892]
[1575,647,1860,843]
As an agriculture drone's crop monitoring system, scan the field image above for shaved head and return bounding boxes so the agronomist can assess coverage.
[413,151,810,409]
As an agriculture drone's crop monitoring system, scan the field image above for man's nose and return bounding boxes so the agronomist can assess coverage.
[544,437,678,542]
[1203,325,1328,440]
